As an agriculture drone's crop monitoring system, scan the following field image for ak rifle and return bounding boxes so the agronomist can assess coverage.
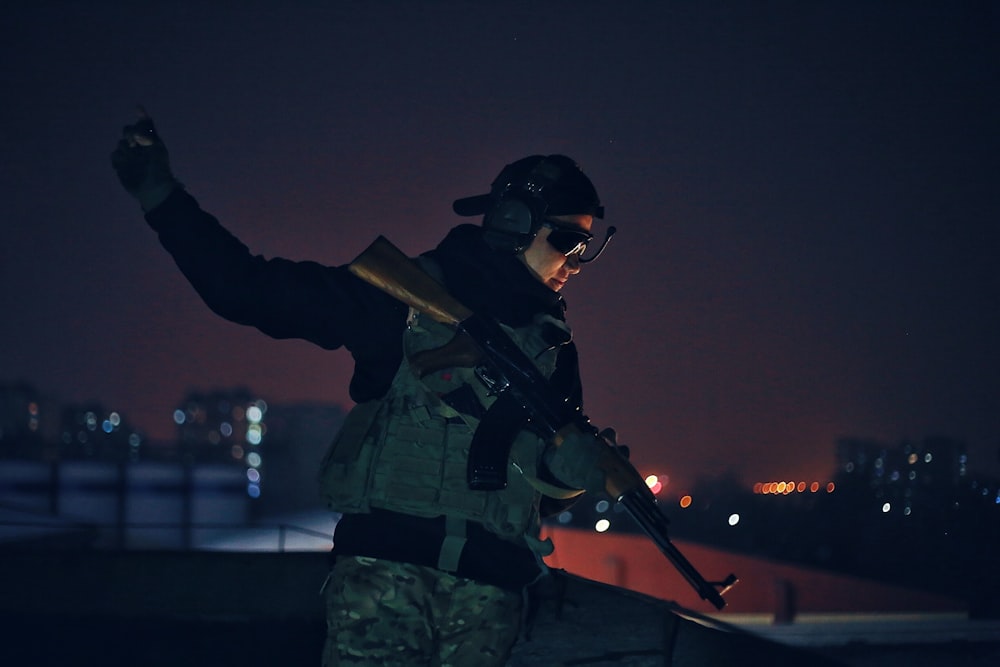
[348,236,738,610]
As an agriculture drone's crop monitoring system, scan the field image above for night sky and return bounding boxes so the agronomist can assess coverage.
[2,1,997,491]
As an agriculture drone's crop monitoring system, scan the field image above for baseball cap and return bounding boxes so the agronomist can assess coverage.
[452,154,604,219]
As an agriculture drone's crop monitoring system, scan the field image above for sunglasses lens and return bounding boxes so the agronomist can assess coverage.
[547,228,592,255]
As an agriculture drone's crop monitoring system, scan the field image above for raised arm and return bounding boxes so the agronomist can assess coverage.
[109,109,407,357]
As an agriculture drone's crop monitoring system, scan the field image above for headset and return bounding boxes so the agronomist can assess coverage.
[464,154,615,261]
[481,157,565,254]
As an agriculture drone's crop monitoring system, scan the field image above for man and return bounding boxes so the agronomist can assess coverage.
[112,111,616,666]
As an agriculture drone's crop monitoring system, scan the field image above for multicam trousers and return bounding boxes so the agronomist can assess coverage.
[322,555,523,667]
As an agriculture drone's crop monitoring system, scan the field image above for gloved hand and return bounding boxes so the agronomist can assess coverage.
[544,424,645,499]
[110,107,179,211]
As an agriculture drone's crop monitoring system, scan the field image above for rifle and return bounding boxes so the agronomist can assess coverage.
[348,236,738,610]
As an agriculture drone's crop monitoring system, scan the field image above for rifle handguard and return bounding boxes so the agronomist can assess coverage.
[553,424,649,501]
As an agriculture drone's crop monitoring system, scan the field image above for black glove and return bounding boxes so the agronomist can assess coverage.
[110,107,178,211]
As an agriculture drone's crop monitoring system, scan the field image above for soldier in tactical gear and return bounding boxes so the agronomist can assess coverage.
[111,110,616,666]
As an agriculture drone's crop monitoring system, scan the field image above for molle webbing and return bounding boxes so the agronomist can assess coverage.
[369,385,489,520]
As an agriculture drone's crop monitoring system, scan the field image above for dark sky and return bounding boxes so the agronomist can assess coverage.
[2,1,997,490]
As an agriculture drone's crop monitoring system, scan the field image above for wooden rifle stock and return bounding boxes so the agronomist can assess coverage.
[348,236,472,326]
[348,236,738,610]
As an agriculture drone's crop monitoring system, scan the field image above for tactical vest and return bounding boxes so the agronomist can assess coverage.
[318,297,573,557]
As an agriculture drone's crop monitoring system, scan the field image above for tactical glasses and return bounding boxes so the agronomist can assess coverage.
[542,221,593,256]
[542,220,617,263]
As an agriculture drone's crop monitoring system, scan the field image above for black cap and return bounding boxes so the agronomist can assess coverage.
[453,154,604,219]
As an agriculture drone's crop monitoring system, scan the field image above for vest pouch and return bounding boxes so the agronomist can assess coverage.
[466,429,547,543]
[318,400,384,513]
[369,414,489,521]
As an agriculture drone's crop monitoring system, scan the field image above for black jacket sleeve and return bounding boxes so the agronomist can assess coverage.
[144,189,408,400]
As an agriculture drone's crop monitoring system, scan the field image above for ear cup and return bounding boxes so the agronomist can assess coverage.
[491,198,534,236]
[482,159,563,253]
[482,196,539,253]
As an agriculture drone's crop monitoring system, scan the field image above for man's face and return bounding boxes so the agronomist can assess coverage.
[520,214,594,292]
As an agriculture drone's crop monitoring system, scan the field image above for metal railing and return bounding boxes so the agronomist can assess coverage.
[0,515,335,552]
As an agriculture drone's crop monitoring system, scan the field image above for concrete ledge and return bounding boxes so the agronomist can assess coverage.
[510,572,844,666]
[0,550,844,665]
[0,550,329,618]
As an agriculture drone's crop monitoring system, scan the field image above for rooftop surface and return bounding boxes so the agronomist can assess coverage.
[2,506,998,665]
[0,548,997,666]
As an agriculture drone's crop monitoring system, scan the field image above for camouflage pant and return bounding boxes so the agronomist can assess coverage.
[323,556,523,667]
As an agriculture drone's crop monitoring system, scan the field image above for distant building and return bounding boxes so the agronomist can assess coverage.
[172,387,269,500]
[259,402,345,513]
[171,388,346,511]
[835,435,974,516]
[57,402,146,463]
[0,381,59,460]
[1,382,149,463]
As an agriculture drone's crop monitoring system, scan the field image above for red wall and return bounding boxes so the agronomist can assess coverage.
[542,526,965,616]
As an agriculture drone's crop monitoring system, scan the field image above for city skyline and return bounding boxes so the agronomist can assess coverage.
[4,378,994,498]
